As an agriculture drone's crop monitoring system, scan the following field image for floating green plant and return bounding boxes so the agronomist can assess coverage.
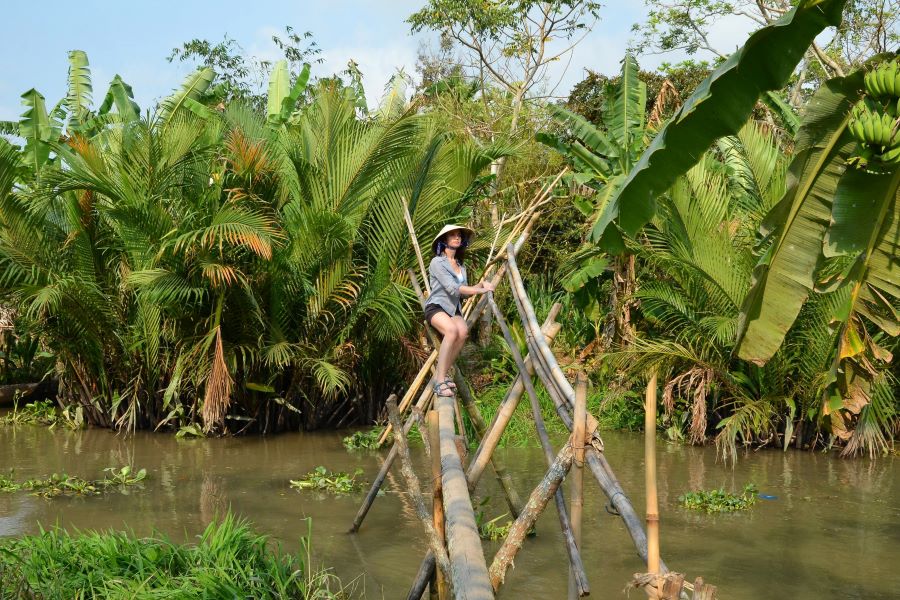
[0,466,147,498]
[290,466,364,494]
[679,483,759,513]
[341,428,385,450]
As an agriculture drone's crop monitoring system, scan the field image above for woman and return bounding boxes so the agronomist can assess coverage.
[424,224,495,397]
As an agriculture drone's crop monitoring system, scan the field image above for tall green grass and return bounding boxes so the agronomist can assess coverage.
[0,514,352,599]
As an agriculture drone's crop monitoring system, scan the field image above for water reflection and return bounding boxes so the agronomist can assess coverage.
[0,423,897,599]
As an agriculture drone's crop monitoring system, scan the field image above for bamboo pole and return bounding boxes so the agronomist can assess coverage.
[409,269,522,518]
[453,370,524,518]
[385,396,454,594]
[645,372,660,577]
[349,383,434,533]
[486,293,589,597]
[377,353,436,446]
[403,198,430,296]
[436,393,493,599]
[427,410,449,600]
[568,372,588,600]
[502,245,667,572]
[407,321,564,600]
[489,442,574,591]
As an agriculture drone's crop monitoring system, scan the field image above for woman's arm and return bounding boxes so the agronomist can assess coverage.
[459,280,495,296]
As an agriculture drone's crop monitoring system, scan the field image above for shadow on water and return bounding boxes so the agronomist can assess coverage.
[0,422,897,599]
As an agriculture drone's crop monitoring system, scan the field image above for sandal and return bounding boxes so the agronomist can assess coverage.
[443,377,457,389]
[432,380,455,397]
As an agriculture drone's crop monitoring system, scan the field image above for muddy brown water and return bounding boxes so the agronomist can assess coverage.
[1,422,897,599]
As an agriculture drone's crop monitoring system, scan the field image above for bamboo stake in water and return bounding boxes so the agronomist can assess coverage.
[645,371,660,577]
[568,372,588,599]
[385,396,453,595]
[427,410,449,600]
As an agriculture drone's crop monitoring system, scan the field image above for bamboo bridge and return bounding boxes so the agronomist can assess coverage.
[348,178,718,599]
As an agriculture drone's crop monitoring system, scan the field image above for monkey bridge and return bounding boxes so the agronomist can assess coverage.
[348,176,717,599]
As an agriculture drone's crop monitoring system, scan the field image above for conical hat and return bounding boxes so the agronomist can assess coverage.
[431,224,475,254]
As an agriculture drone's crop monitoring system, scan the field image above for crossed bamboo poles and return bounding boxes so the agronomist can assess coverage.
[348,175,670,598]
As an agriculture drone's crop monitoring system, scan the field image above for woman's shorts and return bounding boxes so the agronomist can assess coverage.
[424,303,461,325]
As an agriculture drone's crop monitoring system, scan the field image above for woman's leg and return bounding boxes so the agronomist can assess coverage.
[445,315,469,369]
[429,311,459,387]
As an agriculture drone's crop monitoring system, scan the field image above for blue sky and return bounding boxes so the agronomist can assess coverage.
[0,0,753,122]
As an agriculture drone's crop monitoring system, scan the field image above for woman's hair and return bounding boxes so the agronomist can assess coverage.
[435,232,469,264]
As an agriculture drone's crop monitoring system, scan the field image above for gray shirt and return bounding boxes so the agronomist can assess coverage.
[425,255,468,315]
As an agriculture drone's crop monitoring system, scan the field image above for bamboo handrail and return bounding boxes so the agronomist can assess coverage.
[503,244,668,572]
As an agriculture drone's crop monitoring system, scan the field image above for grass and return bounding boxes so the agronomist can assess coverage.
[0,513,352,599]
[0,466,146,499]
[468,381,633,447]
[679,483,759,513]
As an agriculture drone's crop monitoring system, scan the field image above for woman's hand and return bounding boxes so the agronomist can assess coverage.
[480,280,495,293]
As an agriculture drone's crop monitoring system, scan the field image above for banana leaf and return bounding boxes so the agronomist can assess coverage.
[19,89,57,174]
[65,50,93,130]
[735,69,876,363]
[97,75,140,122]
[266,60,290,123]
[158,68,215,125]
[592,0,847,240]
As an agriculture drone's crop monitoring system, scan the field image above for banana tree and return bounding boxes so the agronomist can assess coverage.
[537,54,648,346]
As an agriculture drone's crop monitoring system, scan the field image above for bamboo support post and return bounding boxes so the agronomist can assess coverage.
[645,372,660,577]
[435,393,493,599]
[377,353,436,446]
[386,396,453,593]
[487,293,589,597]
[568,373,588,600]
[504,245,667,572]
[466,318,561,488]
[409,268,522,518]
[489,442,574,591]
[350,383,434,533]
[427,410,449,600]
[453,370,524,518]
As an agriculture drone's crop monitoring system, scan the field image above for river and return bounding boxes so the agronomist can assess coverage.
[0,423,897,598]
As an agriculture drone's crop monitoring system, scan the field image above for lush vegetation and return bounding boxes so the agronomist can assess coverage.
[0,0,896,459]
[0,514,351,599]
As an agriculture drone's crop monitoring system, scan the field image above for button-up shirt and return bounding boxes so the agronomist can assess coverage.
[425,255,468,315]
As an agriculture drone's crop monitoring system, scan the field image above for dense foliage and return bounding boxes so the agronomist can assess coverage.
[0,55,511,433]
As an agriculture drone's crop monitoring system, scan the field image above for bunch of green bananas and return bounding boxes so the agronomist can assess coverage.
[848,59,900,168]
[864,60,900,98]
